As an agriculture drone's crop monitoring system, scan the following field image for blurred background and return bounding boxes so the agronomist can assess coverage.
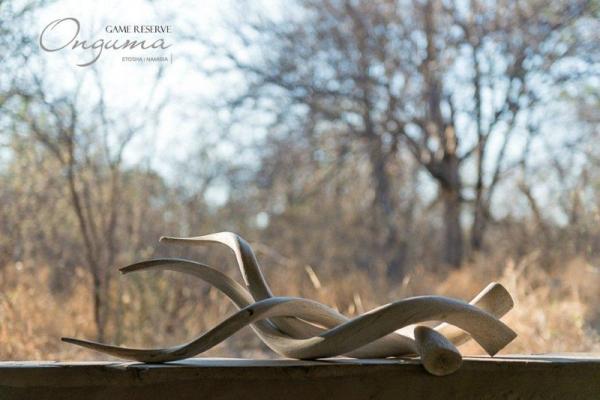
[1,0,600,360]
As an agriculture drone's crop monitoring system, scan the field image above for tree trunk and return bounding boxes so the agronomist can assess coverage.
[66,168,107,341]
[441,187,463,268]
[91,271,106,342]
[367,137,406,280]
[470,204,486,252]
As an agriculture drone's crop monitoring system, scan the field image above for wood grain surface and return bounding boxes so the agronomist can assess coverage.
[2,355,600,400]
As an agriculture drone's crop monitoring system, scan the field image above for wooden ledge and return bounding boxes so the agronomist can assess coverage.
[2,354,600,399]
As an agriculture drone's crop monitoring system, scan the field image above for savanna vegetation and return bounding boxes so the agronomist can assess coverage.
[1,0,600,360]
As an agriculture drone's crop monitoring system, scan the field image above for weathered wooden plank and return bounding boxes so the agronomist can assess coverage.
[1,355,600,400]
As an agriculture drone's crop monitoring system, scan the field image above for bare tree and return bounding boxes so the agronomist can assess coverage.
[197,0,595,268]
[10,69,165,340]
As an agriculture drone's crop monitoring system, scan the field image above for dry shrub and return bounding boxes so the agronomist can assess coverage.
[0,262,95,360]
[437,254,600,355]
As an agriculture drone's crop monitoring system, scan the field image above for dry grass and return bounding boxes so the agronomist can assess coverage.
[2,252,600,361]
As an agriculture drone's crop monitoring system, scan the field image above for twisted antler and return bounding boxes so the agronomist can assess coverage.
[63,232,516,376]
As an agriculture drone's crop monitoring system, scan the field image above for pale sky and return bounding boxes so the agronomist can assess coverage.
[34,0,230,165]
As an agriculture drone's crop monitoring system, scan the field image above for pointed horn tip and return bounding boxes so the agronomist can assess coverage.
[160,236,187,243]
[119,261,142,273]
[119,265,133,273]
[119,261,153,274]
